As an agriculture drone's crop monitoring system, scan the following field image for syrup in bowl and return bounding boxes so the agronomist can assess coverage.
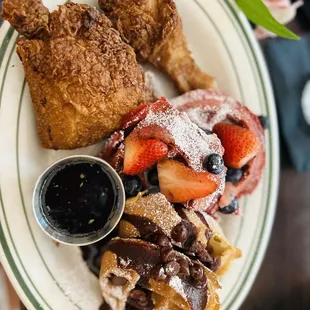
[33,156,125,246]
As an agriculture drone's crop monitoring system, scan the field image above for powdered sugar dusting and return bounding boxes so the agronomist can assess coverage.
[58,263,101,309]
[171,89,265,212]
[138,107,224,171]
[171,89,227,109]
[136,104,225,209]
[169,276,186,296]
[119,257,132,268]
[171,89,242,131]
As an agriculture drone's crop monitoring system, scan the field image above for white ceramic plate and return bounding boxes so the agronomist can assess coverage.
[0,0,279,309]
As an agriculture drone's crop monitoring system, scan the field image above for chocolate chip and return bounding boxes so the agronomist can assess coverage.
[210,257,221,272]
[155,234,171,247]
[187,239,203,255]
[109,275,128,286]
[164,261,180,277]
[190,263,204,281]
[193,275,208,289]
[195,241,205,254]
[129,289,147,303]
[171,222,189,243]
[198,249,213,264]
[178,259,190,277]
[143,233,157,243]
[161,247,177,263]
[151,265,167,281]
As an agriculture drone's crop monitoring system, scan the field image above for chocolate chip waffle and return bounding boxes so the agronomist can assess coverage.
[119,193,241,276]
[99,238,221,310]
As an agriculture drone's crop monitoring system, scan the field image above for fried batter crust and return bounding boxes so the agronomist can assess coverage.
[1,0,49,38]
[99,0,215,93]
[2,1,148,149]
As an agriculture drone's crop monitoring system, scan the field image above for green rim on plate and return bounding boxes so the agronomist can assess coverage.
[0,1,279,309]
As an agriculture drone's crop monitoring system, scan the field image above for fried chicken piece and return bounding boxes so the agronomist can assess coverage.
[1,0,49,39]
[1,1,148,149]
[99,0,215,93]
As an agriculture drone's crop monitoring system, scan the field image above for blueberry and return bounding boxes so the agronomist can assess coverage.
[123,175,142,197]
[226,168,243,183]
[204,154,224,174]
[148,168,159,185]
[219,198,239,214]
[258,115,269,130]
[144,186,160,196]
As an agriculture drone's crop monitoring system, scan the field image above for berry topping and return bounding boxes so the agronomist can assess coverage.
[258,115,269,130]
[204,153,224,175]
[172,89,266,211]
[122,98,172,130]
[123,175,142,197]
[225,168,244,183]
[123,137,168,175]
[157,159,220,203]
[147,168,159,185]
[144,186,161,196]
[219,198,239,214]
[213,123,260,169]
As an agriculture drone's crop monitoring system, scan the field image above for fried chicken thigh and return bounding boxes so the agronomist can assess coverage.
[99,0,215,93]
[1,0,148,149]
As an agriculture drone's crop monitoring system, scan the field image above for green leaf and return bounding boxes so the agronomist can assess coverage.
[235,0,299,40]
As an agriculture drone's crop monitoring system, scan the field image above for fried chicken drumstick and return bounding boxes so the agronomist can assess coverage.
[1,0,148,149]
[99,0,215,93]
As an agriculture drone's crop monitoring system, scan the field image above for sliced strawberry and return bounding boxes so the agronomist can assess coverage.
[123,137,168,175]
[172,89,266,208]
[157,159,219,203]
[213,123,260,169]
[122,97,172,129]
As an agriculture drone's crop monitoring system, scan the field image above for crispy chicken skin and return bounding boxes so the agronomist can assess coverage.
[1,0,49,39]
[99,0,215,93]
[1,1,148,149]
